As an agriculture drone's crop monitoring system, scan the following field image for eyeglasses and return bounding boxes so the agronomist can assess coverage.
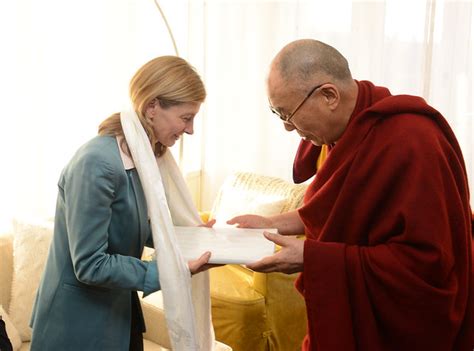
[269,83,328,124]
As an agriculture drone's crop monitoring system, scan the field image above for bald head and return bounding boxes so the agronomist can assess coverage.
[271,39,352,90]
[267,40,359,146]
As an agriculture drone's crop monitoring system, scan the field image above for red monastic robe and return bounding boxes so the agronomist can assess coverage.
[293,139,323,183]
[296,81,474,350]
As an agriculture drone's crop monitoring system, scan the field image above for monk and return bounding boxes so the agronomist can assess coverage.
[228,39,474,350]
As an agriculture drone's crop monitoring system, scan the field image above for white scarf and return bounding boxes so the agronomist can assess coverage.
[120,109,215,351]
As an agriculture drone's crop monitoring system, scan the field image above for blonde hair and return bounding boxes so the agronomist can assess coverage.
[98,56,206,156]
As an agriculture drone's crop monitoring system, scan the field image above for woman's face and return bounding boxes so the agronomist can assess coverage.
[145,100,201,147]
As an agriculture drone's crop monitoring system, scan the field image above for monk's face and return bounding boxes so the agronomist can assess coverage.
[267,69,345,146]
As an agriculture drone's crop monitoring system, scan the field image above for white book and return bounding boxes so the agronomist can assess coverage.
[174,226,277,264]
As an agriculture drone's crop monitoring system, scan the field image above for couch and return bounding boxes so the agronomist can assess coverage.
[0,220,230,351]
[0,222,175,350]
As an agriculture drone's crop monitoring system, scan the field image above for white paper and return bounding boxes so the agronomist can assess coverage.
[174,226,277,264]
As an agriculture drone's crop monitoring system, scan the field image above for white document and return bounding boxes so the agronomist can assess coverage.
[174,226,277,264]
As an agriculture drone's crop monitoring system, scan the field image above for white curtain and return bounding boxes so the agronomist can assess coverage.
[0,0,189,232]
[0,0,472,232]
[185,0,473,211]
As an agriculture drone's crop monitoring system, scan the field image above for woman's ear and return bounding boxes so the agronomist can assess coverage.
[145,107,154,121]
[146,98,159,120]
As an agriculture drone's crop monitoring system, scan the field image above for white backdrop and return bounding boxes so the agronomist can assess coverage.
[0,0,472,231]
[0,0,188,230]
[186,0,473,210]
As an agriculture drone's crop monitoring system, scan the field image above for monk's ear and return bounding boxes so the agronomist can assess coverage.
[320,84,339,111]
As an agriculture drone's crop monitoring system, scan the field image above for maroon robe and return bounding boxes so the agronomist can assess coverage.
[296,80,474,350]
[293,139,322,183]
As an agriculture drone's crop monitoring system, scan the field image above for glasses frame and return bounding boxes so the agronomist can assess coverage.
[270,82,328,124]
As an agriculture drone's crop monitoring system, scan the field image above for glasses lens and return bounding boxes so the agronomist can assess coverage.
[270,106,284,119]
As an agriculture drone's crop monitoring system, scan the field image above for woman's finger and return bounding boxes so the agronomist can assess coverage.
[189,251,211,274]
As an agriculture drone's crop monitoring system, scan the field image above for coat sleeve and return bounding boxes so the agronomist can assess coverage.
[63,150,160,296]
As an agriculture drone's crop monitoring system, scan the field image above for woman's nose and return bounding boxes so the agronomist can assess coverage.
[184,121,194,135]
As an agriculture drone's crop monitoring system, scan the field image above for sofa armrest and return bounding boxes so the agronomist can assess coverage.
[0,234,13,309]
[141,291,232,351]
[140,292,171,350]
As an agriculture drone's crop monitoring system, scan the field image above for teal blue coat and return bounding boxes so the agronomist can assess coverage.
[30,136,160,350]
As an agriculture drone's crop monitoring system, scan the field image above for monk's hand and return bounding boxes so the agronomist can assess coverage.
[188,251,223,275]
[199,218,216,228]
[246,231,304,274]
[226,214,273,228]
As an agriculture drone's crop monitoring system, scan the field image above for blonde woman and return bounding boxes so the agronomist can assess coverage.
[30,56,213,351]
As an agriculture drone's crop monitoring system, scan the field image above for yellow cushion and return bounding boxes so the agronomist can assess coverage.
[210,265,269,351]
[210,265,261,302]
[210,266,307,351]
[261,272,307,350]
[199,211,211,224]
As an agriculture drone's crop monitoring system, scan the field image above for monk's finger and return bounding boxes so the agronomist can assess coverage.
[246,255,278,272]
[226,216,246,225]
[263,231,289,246]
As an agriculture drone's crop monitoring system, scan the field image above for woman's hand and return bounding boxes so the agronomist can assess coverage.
[188,251,223,275]
[188,220,223,275]
[188,251,212,275]
[226,214,273,228]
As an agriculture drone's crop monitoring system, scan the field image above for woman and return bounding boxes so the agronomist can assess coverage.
[30,56,212,350]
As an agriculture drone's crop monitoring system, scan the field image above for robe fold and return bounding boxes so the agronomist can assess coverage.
[296,80,474,350]
[293,139,322,183]
[292,137,334,184]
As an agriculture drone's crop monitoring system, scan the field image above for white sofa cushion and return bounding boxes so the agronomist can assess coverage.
[210,172,307,224]
[211,173,285,224]
[0,305,22,351]
[9,219,53,342]
[0,235,13,309]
